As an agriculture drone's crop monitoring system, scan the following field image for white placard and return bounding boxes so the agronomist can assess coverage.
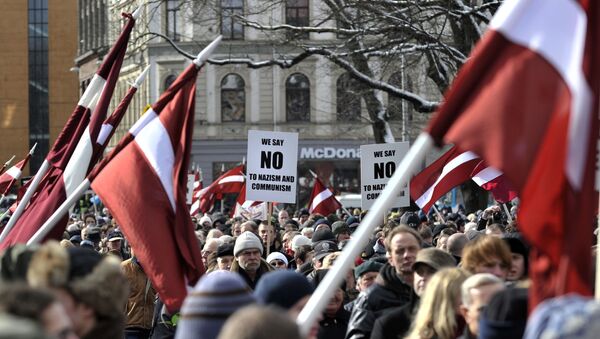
[360,142,410,210]
[246,130,298,203]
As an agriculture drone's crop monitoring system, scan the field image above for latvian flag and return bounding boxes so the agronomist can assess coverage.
[91,60,205,313]
[410,146,479,212]
[308,177,341,216]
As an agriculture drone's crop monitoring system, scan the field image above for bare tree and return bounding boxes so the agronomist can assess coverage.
[132,0,501,144]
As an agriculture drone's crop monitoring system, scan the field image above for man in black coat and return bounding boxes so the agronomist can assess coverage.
[345,226,422,339]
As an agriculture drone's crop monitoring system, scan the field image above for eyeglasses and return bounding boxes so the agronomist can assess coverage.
[270,260,287,266]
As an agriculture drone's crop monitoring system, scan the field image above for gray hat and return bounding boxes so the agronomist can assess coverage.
[234,231,263,257]
[412,248,456,271]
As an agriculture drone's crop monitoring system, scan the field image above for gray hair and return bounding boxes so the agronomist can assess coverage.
[461,273,503,306]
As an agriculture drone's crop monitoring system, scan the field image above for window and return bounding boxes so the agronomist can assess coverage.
[387,72,412,121]
[336,73,361,121]
[221,0,244,40]
[286,0,309,39]
[286,73,310,122]
[221,74,245,122]
[166,0,180,41]
[28,0,49,173]
[163,74,177,91]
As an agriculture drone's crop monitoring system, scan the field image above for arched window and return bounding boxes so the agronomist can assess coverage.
[336,73,361,121]
[221,73,245,122]
[163,74,177,92]
[285,73,310,122]
[388,71,412,121]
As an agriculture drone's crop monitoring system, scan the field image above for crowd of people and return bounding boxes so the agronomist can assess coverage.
[0,201,593,339]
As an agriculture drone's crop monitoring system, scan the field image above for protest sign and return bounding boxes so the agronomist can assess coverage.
[246,130,298,203]
[360,142,410,210]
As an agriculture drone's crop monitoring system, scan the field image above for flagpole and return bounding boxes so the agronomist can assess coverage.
[296,133,434,335]
[432,205,445,223]
[27,179,91,245]
[596,196,600,300]
[502,203,513,223]
[0,144,43,242]
[0,155,15,176]
[267,202,272,257]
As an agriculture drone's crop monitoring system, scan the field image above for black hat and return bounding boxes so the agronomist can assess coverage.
[69,235,82,245]
[298,208,310,217]
[311,228,336,244]
[479,287,528,339]
[313,241,338,261]
[216,243,234,258]
[86,227,101,243]
[331,221,350,235]
[400,212,420,228]
[313,269,345,291]
[354,260,383,280]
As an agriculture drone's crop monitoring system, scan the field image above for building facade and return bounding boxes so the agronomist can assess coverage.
[0,0,79,177]
[79,0,443,208]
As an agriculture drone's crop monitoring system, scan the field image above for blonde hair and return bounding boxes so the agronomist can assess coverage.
[322,251,341,268]
[406,268,470,339]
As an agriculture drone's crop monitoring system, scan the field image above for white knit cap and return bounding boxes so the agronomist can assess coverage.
[234,232,263,257]
[291,235,311,252]
[199,215,212,227]
[266,252,288,266]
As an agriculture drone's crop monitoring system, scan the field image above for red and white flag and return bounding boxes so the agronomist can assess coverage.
[91,61,205,313]
[410,147,479,212]
[233,182,266,220]
[308,177,341,216]
[425,0,599,305]
[0,144,35,196]
[197,165,245,214]
[0,13,137,248]
[470,161,518,203]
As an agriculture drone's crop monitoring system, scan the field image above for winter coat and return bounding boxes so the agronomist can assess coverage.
[318,306,351,339]
[370,297,419,339]
[121,257,156,330]
[345,263,415,339]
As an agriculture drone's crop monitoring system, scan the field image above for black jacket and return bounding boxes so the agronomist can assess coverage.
[345,263,415,339]
[318,306,351,339]
[370,296,419,339]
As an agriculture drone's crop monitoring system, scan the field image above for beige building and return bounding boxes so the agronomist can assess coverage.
[0,0,79,178]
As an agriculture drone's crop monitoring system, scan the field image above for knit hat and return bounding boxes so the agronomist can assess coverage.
[354,260,383,280]
[412,248,456,271]
[254,270,314,309]
[331,221,350,235]
[234,231,263,257]
[313,218,331,229]
[291,235,311,252]
[479,287,528,339]
[199,215,212,227]
[216,243,234,258]
[176,271,255,339]
[311,228,336,244]
[266,252,288,266]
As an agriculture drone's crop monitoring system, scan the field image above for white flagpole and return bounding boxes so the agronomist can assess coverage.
[296,133,434,335]
[502,203,513,223]
[0,143,43,242]
[0,155,16,175]
[27,179,91,245]
[432,205,446,223]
